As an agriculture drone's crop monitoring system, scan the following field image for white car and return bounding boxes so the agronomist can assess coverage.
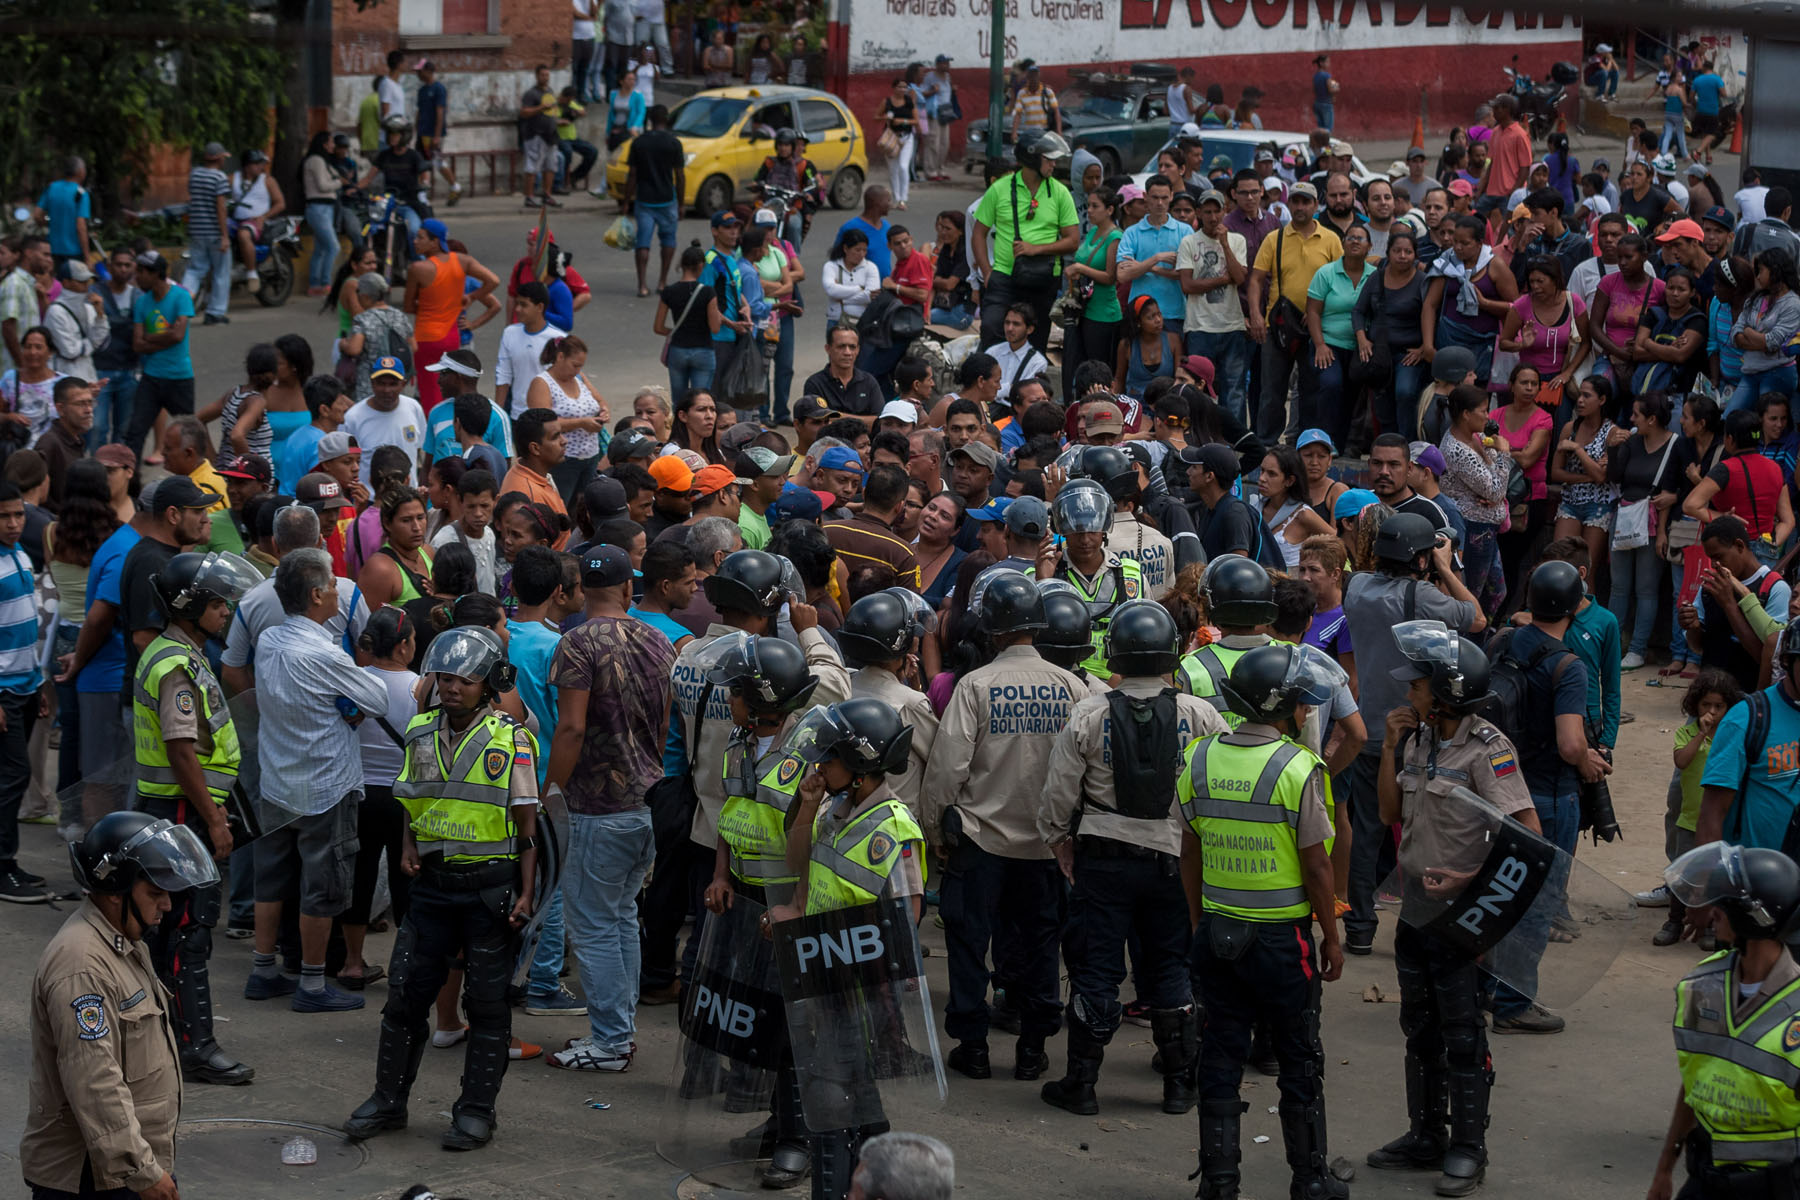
[1127,129,1379,192]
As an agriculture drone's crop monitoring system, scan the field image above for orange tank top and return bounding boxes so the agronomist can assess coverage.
[414,252,467,342]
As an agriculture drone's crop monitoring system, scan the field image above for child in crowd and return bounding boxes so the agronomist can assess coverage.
[1655,669,1744,946]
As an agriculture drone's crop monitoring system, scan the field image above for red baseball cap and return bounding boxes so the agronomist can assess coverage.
[1655,218,1706,243]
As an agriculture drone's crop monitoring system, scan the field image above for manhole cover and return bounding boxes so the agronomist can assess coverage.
[178,1119,369,1189]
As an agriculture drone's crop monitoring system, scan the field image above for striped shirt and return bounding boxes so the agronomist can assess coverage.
[823,512,922,591]
[186,167,230,241]
[0,541,41,694]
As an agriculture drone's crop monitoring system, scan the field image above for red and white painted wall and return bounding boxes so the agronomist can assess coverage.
[831,1,1582,149]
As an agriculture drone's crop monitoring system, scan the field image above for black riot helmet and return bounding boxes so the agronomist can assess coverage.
[703,549,789,617]
[1015,130,1071,175]
[1222,642,1347,726]
[1372,511,1439,569]
[1667,843,1800,943]
[705,633,819,715]
[1527,560,1585,622]
[1070,444,1139,501]
[1391,622,1493,712]
[71,811,219,897]
[788,698,914,778]
[981,570,1047,635]
[150,551,262,622]
[1105,599,1180,677]
[1200,555,1277,628]
[838,589,935,667]
[1035,588,1094,670]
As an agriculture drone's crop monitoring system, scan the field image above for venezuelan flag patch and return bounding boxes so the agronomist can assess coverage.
[1489,749,1518,779]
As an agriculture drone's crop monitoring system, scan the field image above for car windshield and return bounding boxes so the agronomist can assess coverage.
[1080,95,1134,121]
[672,97,751,138]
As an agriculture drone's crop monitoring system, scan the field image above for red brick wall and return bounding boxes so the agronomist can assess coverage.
[332,0,577,78]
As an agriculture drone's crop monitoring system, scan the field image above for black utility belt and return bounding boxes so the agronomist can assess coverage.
[419,857,517,891]
[1077,836,1177,863]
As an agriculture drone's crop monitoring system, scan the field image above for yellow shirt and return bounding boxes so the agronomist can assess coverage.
[188,461,231,514]
[1250,220,1343,317]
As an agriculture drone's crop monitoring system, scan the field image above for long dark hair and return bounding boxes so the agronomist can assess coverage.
[50,458,120,565]
[672,389,723,463]
[274,333,314,383]
[323,243,377,313]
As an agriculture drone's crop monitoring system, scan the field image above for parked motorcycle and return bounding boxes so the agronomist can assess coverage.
[348,188,432,287]
[183,214,301,309]
[1503,56,1581,141]
[749,181,814,251]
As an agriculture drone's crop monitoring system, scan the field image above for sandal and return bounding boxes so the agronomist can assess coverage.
[336,965,385,990]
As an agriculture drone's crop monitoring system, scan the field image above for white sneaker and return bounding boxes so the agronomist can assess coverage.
[245,274,261,294]
[1635,884,1671,907]
[547,1037,632,1071]
[1621,651,1646,670]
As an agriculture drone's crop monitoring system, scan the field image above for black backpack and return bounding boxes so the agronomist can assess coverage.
[1101,688,1184,822]
[1478,628,1576,753]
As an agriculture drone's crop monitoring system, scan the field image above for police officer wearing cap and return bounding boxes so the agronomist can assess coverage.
[1046,479,1144,680]
[344,626,539,1151]
[1177,555,1278,713]
[131,550,262,1087]
[1651,844,1800,1200]
[839,590,939,818]
[1070,444,1178,600]
[700,634,821,1189]
[22,813,218,1200]
[651,549,850,999]
[1178,642,1348,1200]
[1040,600,1228,1117]
[1369,625,1542,1197]
[923,572,1078,1083]
[1036,585,1110,697]
[769,697,927,1199]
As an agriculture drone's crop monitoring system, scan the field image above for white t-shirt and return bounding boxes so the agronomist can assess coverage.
[1738,186,1771,224]
[1667,179,1691,212]
[1176,228,1248,334]
[571,0,597,40]
[358,665,420,787]
[1568,257,1620,311]
[343,394,428,487]
[495,321,563,415]
[633,61,658,102]
[377,75,407,122]
[1166,82,1192,124]
[430,521,498,595]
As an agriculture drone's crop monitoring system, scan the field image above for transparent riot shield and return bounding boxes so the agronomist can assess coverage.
[512,781,570,988]
[1380,784,1636,1010]
[658,896,788,1189]
[773,894,946,1134]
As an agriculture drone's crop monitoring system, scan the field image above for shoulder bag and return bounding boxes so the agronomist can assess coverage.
[660,280,703,366]
[1611,434,1678,551]
[1265,227,1307,358]
[1007,172,1060,292]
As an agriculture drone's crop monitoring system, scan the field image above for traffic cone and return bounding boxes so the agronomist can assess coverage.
[1410,109,1424,156]
[1731,113,1743,154]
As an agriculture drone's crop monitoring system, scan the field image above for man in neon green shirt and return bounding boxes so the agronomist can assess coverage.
[971,132,1080,354]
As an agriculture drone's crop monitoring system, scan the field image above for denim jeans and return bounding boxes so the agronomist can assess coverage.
[182,239,232,318]
[526,888,567,996]
[666,344,716,401]
[565,808,656,1053]
[1669,546,1698,664]
[0,690,37,868]
[1257,334,1322,445]
[1435,315,1496,388]
[1311,342,1356,448]
[1185,328,1251,423]
[90,368,137,450]
[1730,364,1799,414]
[556,139,600,188]
[930,302,974,330]
[305,201,339,289]
[1491,791,1579,1018]
[53,625,79,815]
[1660,116,1688,158]
[1314,101,1335,131]
[1593,69,1618,98]
[1607,542,1665,657]
[1377,357,1430,441]
[771,312,797,420]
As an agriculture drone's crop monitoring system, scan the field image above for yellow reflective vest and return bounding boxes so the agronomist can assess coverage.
[1676,950,1800,1168]
[392,710,535,863]
[1177,732,1318,922]
[804,792,923,916]
[133,634,240,808]
[1057,556,1142,678]
[718,731,805,887]
[1174,641,1253,725]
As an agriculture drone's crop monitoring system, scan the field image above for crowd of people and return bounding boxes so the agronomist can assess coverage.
[13,47,1800,1200]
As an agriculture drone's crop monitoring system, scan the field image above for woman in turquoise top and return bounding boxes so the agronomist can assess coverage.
[1305,224,1373,449]
[1062,185,1122,402]
[263,332,315,460]
[1115,293,1181,397]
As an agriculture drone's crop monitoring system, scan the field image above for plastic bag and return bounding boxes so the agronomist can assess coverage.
[716,336,768,408]
[603,214,637,251]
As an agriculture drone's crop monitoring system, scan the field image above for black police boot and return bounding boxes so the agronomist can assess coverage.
[443,1025,510,1150]
[1280,1099,1351,1200]
[1437,1065,1491,1196]
[1193,1098,1245,1199]
[1249,1021,1280,1077]
[345,1017,428,1139]
[989,987,1024,1036]
[1014,1033,1052,1081]
[946,1040,991,1079]
[1151,1007,1199,1115]
[1040,1026,1104,1115]
[759,1065,810,1189]
[174,957,254,1086]
[1367,1054,1448,1170]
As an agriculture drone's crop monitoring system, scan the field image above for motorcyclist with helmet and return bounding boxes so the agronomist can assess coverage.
[1369,621,1543,1197]
[1650,844,1800,1200]
[131,550,262,1087]
[22,812,221,1200]
[840,588,939,818]
[752,128,824,248]
[972,130,1079,351]
[359,114,431,253]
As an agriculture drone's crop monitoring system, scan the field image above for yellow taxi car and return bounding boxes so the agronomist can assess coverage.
[604,85,868,217]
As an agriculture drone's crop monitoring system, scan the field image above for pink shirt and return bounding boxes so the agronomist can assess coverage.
[1491,403,1554,500]
[1509,291,1586,376]
[1596,271,1665,351]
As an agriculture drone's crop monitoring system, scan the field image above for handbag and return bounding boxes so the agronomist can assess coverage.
[659,278,704,366]
[1611,434,1677,551]
[1006,171,1059,291]
[943,84,962,122]
[877,127,901,159]
[1265,227,1306,358]
[1346,273,1393,386]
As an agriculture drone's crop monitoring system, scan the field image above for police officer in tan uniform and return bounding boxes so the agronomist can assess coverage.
[1370,623,1541,1197]
[923,572,1078,1085]
[838,589,939,820]
[24,812,221,1200]
[1039,600,1228,1118]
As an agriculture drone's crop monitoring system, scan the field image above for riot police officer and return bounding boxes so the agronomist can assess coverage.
[132,550,262,1086]
[345,627,540,1151]
[1035,585,1110,697]
[839,589,939,818]
[1651,844,1800,1200]
[1070,444,1177,600]
[923,572,1078,1084]
[1178,643,1349,1200]
[770,698,927,1200]
[1370,623,1542,1197]
[1039,600,1228,1117]
[701,633,820,1189]
[1175,555,1277,712]
[1047,480,1143,680]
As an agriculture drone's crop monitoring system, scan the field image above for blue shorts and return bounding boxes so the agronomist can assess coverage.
[1556,497,1613,529]
[635,200,678,249]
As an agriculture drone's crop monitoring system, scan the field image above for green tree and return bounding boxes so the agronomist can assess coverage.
[0,0,287,214]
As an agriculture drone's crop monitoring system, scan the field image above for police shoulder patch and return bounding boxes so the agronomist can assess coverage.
[867,831,895,864]
[175,690,195,716]
[1488,749,1518,779]
[1123,575,1140,599]
[72,994,109,1040]
[1785,1017,1800,1052]
[776,755,802,786]
[483,747,509,780]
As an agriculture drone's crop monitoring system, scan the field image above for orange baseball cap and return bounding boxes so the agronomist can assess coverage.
[648,455,695,492]
[1655,218,1706,243]
[692,464,751,495]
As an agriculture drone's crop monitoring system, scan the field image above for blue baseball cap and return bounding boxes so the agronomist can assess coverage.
[582,544,633,588]
[1332,487,1379,522]
[1296,428,1337,454]
[771,482,823,524]
[817,446,864,472]
[420,217,450,252]
[711,210,742,228]
[370,356,407,381]
[1700,205,1736,232]
[965,497,1015,523]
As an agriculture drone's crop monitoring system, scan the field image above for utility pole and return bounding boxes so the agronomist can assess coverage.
[985,0,1005,171]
